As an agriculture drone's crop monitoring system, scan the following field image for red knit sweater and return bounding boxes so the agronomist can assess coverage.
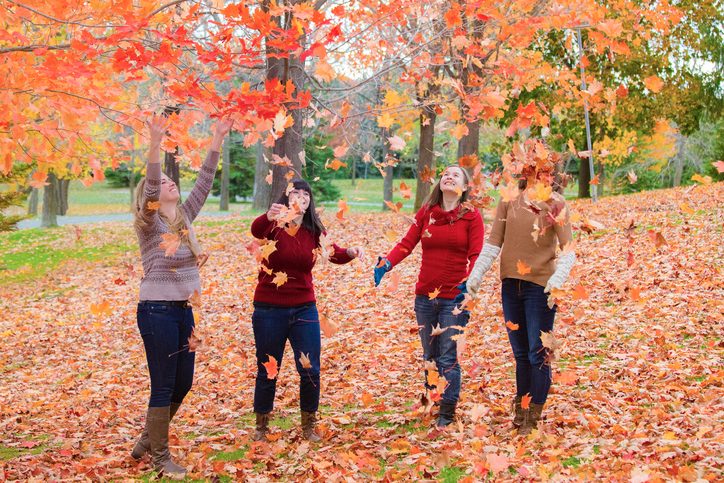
[386,204,484,299]
[251,214,353,306]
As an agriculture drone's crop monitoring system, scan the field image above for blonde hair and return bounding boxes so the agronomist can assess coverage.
[423,165,472,209]
[133,177,202,258]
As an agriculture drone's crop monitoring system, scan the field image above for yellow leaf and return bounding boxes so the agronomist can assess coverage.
[259,240,277,261]
[528,182,552,202]
[90,300,111,316]
[376,112,395,129]
[272,271,288,287]
[428,287,441,299]
[314,59,336,82]
[499,182,520,202]
[451,123,469,140]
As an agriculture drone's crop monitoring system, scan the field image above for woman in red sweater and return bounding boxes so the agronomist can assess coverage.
[375,165,484,427]
[250,179,363,442]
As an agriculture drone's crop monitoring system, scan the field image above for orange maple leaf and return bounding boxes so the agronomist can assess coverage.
[428,287,441,299]
[90,300,111,316]
[505,320,519,331]
[521,393,532,410]
[326,158,347,171]
[516,260,531,276]
[399,181,412,199]
[336,199,349,220]
[262,355,278,379]
[146,201,160,211]
[159,233,181,257]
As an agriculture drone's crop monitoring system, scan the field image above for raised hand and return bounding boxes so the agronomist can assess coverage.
[211,117,234,151]
[146,114,169,148]
[266,203,286,221]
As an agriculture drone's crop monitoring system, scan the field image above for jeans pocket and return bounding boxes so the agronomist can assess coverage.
[137,310,154,337]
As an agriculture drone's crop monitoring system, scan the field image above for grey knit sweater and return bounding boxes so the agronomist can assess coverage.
[136,151,220,301]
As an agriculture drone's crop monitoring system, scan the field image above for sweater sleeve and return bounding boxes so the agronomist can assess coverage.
[487,200,507,248]
[251,213,277,239]
[385,207,427,268]
[138,161,161,222]
[181,150,221,222]
[466,210,485,275]
[330,243,354,264]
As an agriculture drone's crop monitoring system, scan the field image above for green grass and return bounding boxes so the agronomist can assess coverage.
[439,466,465,483]
[0,226,135,286]
[213,445,249,462]
[562,456,583,468]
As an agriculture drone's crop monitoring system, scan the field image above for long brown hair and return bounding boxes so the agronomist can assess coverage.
[133,177,201,257]
[423,165,472,209]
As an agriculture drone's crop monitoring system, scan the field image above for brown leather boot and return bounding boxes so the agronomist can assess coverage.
[301,411,321,442]
[147,406,186,479]
[131,402,181,460]
[252,413,270,442]
[520,402,544,435]
[512,396,524,428]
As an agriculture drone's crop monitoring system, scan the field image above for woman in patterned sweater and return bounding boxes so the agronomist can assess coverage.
[130,114,232,478]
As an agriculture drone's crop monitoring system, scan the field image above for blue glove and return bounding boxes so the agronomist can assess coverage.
[453,282,467,304]
[374,257,392,286]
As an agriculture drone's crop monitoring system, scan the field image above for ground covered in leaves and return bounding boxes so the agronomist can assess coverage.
[1,184,722,481]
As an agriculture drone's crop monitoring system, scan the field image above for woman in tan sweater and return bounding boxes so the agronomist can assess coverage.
[130,114,232,478]
[466,141,575,434]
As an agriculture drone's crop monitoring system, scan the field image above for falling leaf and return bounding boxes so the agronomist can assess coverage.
[265,169,273,185]
[505,320,519,331]
[259,240,278,261]
[188,329,201,352]
[516,260,531,276]
[691,173,712,185]
[627,170,638,184]
[189,289,202,308]
[146,201,160,211]
[272,271,288,287]
[428,287,441,299]
[590,174,601,185]
[521,393,532,410]
[262,355,278,379]
[336,199,349,220]
[159,233,181,257]
[430,324,447,336]
[399,182,412,199]
[384,200,403,213]
[528,182,552,202]
[333,144,349,158]
[499,182,520,202]
[320,312,339,337]
[299,352,312,369]
[713,160,724,174]
[326,158,347,171]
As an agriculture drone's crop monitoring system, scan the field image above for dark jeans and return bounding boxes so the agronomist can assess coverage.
[252,302,321,414]
[414,295,470,405]
[137,302,196,408]
[501,278,556,405]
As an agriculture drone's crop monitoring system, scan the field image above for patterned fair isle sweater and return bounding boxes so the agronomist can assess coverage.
[136,151,220,301]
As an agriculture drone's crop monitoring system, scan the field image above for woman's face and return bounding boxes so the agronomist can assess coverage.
[160,175,180,203]
[288,188,311,213]
[440,166,467,197]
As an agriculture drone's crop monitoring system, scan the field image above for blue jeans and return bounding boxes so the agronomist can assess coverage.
[252,302,321,414]
[414,295,469,405]
[501,278,556,405]
[137,302,196,407]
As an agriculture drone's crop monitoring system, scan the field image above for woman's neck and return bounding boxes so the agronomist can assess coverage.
[441,192,460,212]
[160,202,177,221]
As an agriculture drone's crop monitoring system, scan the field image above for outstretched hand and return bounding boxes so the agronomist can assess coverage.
[211,117,234,151]
[147,114,169,146]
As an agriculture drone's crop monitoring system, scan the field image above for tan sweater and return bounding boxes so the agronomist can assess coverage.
[488,192,573,287]
[136,151,220,301]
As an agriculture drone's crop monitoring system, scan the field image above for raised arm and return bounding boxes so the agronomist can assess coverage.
[182,119,233,222]
[138,115,167,221]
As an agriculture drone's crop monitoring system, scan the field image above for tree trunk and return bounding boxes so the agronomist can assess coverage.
[381,127,392,211]
[57,178,69,215]
[265,4,307,203]
[351,157,357,187]
[129,157,136,212]
[456,119,480,160]
[253,141,272,210]
[220,134,230,210]
[42,173,59,227]
[163,106,181,189]
[27,188,38,215]
[577,156,591,198]
[415,104,437,211]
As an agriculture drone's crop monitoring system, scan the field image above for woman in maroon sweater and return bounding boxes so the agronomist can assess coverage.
[250,179,363,442]
[375,166,484,428]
